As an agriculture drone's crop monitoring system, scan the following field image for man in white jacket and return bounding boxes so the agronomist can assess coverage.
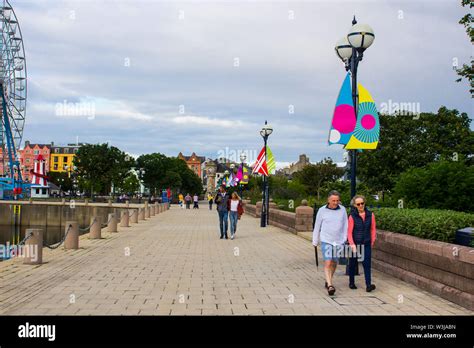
[312,190,348,296]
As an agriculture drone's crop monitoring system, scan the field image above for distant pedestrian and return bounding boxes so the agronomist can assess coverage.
[347,195,377,292]
[185,193,192,209]
[214,185,230,239]
[208,193,214,210]
[193,194,199,209]
[178,193,184,209]
[229,192,244,240]
[312,190,348,296]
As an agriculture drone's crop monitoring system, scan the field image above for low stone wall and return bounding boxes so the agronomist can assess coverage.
[242,200,313,234]
[372,230,474,311]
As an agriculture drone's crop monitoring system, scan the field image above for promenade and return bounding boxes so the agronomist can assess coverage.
[0,204,471,315]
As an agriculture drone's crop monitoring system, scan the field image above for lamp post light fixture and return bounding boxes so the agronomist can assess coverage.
[335,16,375,198]
[260,120,273,227]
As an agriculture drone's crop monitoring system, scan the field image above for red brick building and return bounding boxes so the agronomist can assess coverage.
[178,152,206,179]
[17,141,52,182]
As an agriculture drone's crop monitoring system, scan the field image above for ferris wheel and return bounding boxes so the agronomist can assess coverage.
[0,0,26,186]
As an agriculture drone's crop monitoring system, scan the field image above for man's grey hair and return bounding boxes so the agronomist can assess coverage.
[327,190,341,199]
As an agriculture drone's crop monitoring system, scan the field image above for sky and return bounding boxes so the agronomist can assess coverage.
[12,0,473,169]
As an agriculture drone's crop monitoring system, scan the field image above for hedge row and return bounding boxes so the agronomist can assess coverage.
[373,208,474,242]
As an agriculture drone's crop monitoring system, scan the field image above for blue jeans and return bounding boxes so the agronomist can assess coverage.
[229,211,238,236]
[218,210,228,237]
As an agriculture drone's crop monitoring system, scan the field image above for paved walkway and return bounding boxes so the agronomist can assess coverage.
[0,205,471,315]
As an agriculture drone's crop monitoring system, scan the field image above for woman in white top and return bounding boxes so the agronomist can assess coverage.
[229,192,243,240]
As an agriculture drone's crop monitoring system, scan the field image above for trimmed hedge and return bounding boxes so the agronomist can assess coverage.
[373,208,474,242]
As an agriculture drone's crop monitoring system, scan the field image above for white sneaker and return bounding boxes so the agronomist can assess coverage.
[231,235,234,240]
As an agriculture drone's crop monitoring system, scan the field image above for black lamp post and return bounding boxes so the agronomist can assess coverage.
[260,120,273,227]
[335,16,375,198]
[239,153,246,199]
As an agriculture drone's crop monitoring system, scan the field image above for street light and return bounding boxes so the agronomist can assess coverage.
[239,153,246,199]
[335,16,375,198]
[260,120,273,227]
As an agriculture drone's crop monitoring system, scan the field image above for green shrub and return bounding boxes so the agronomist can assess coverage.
[394,160,474,212]
[373,208,474,242]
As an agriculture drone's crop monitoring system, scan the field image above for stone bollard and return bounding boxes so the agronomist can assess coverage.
[85,199,89,206]
[29,197,33,204]
[138,208,145,221]
[108,199,112,206]
[130,209,138,224]
[120,210,130,227]
[150,204,156,216]
[23,228,43,265]
[107,213,118,232]
[295,201,314,233]
[255,201,262,218]
[145,206,150,219]
[89,216,102,239]
[155,202,159,213]
[64,221,79,250]
[61,198,66,205]
[126,200,129,207]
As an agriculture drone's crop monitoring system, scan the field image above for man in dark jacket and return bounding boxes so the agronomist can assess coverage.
[214,185,230,239]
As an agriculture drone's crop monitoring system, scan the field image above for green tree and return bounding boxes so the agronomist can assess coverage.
[358,107,474,195]
[74,144,133,197]
[48,172,73,193]
[455,0,473,97]
[394,160,474,212]
[136,154,202,196]
[121,173,140,194]
[292,158,344,200]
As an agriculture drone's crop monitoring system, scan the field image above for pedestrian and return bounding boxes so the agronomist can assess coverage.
[347,195,377,292]
[214,185,230,239]
[208,193,214,210]
[185,193,192,209]
[193,194,199,209]
[178,193,184,209]
[312,190,348,296]
[228,192,244,240]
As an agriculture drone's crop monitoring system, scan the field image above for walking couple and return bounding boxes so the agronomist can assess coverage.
[214,185,244,240]
[313,190,377,296]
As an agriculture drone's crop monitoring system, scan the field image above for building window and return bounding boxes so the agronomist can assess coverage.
[35,188,40,194]
[26,159,30,163]
[54,164,58,170]
[54,157,58,163]
[63,156,68,162]
[34,150,39,155]
[54,148,59,153]
[42,188,47,195]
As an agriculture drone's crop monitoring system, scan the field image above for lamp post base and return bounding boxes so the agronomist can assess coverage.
[260,213,266,227]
